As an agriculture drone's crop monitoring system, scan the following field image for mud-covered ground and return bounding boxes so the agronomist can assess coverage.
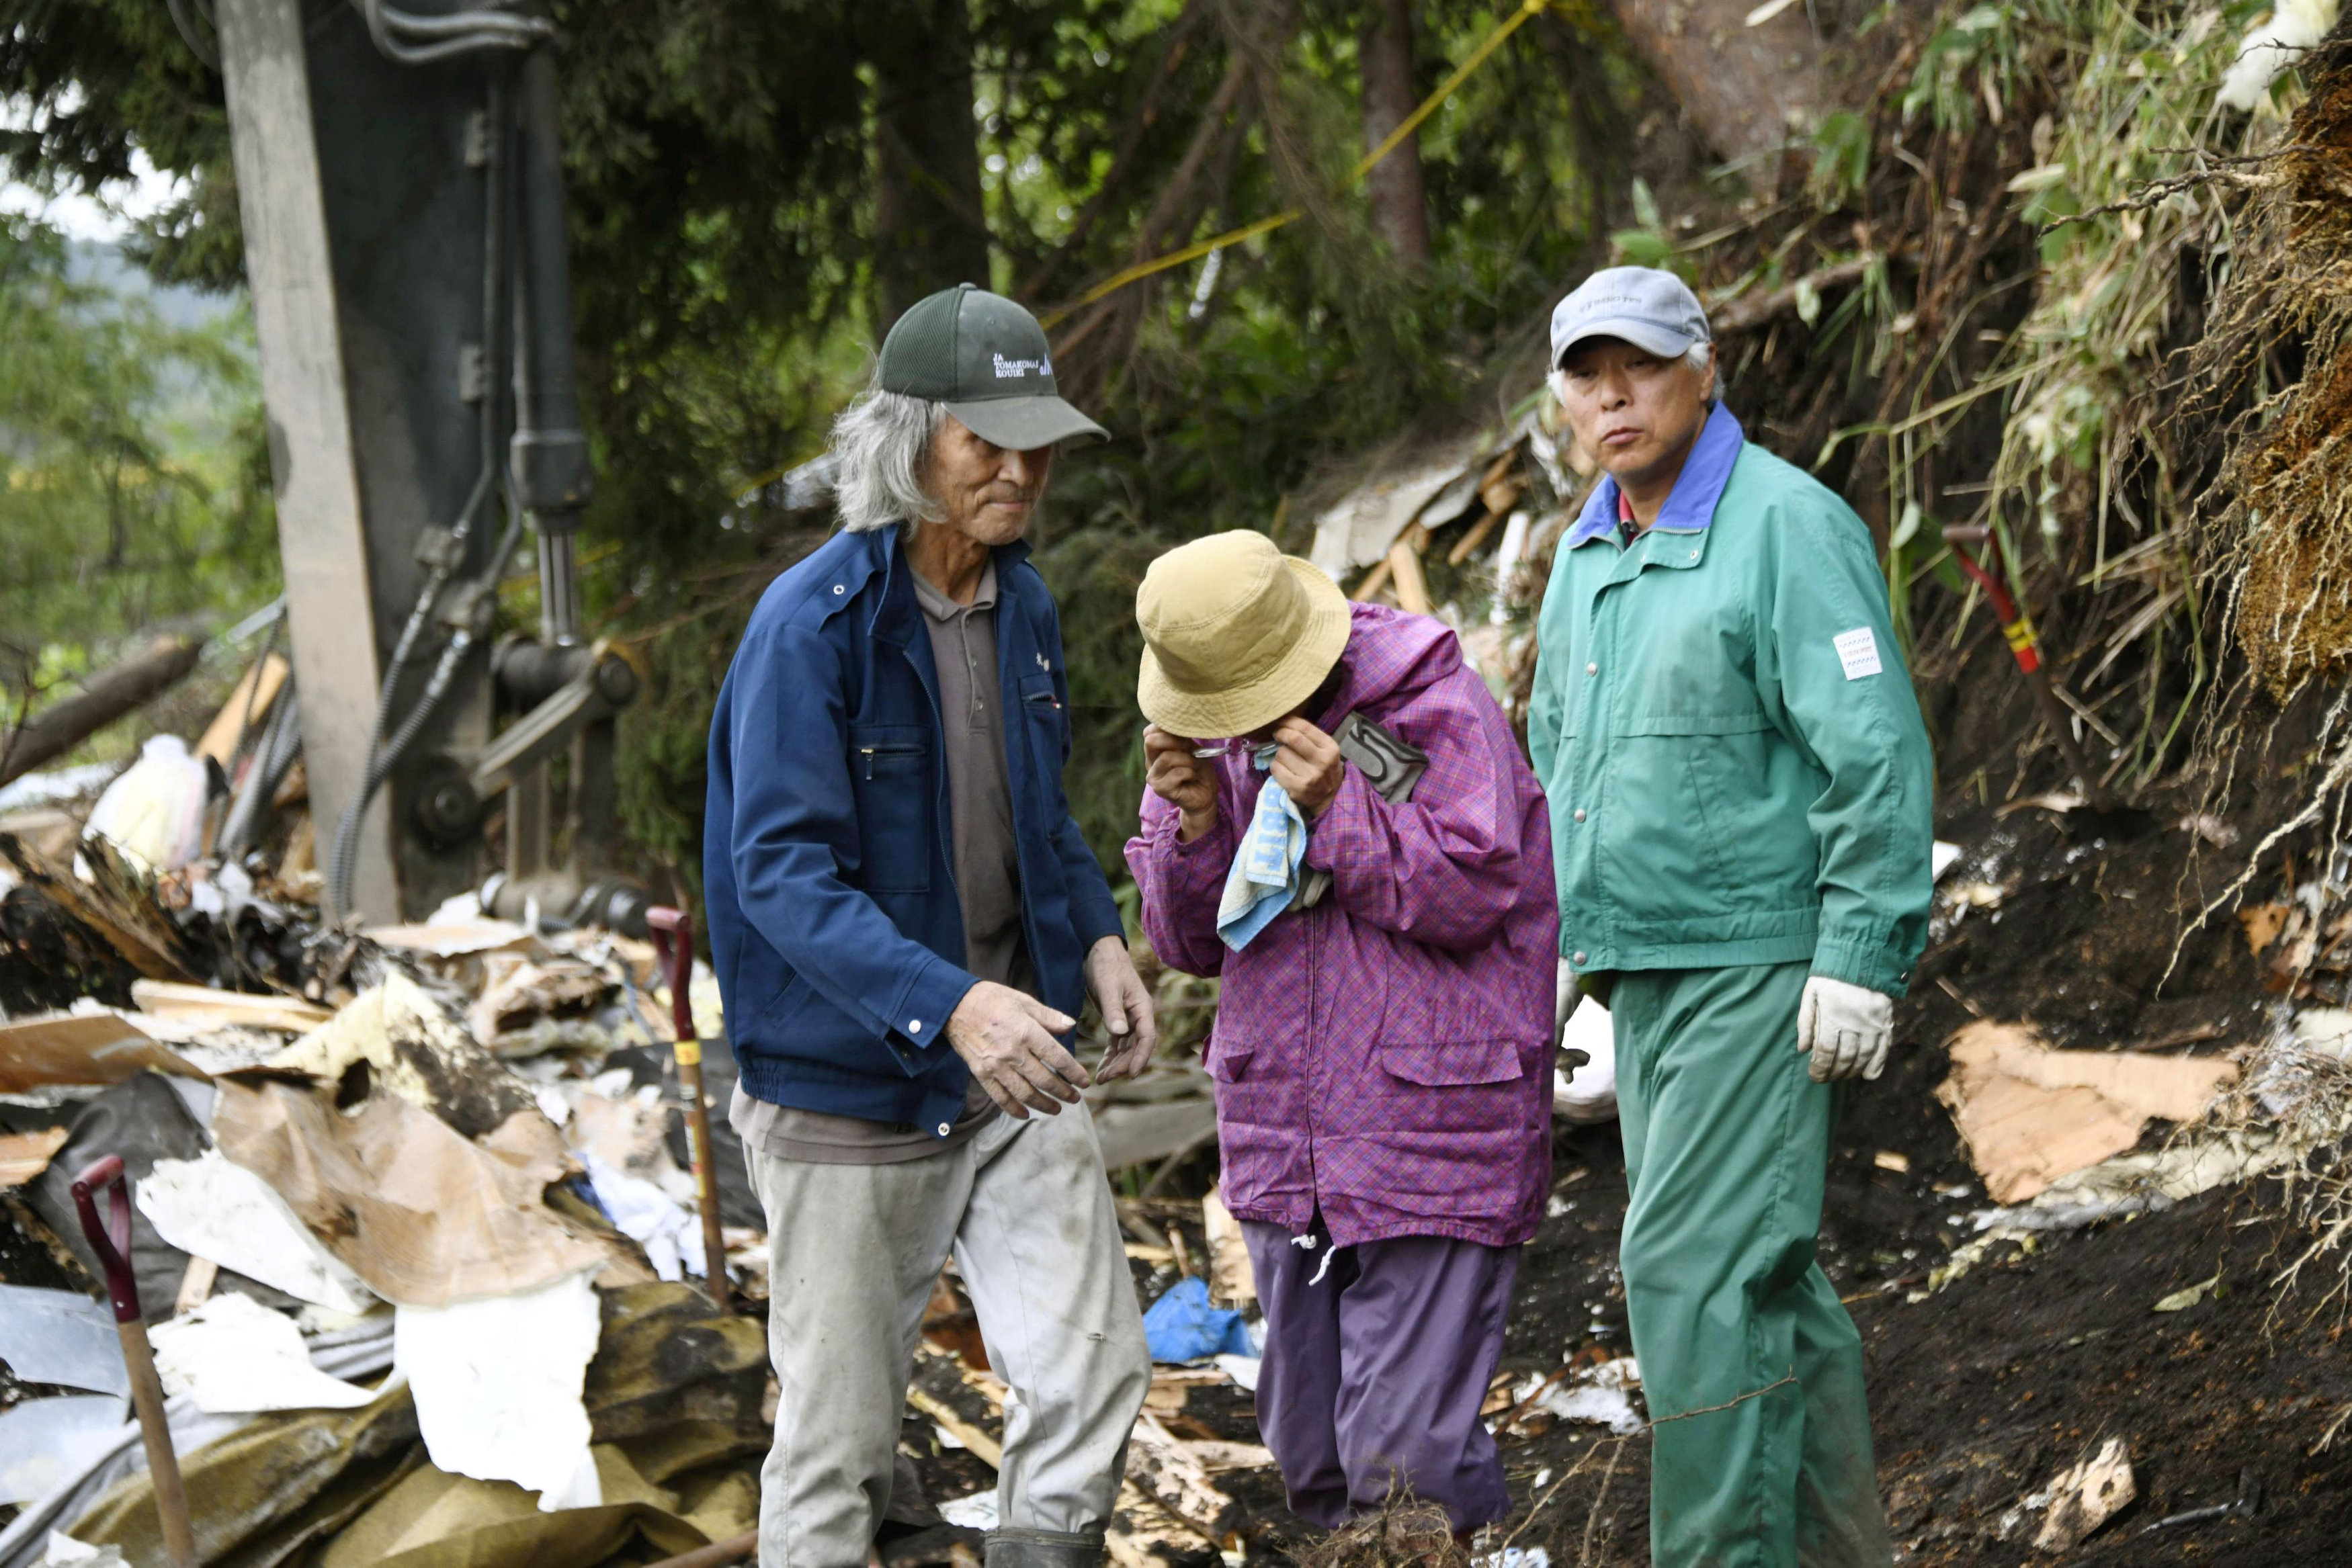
[910,785,2352,1564]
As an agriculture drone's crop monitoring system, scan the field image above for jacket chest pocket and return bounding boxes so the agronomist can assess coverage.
[1015,672,1066,799]
[848,722,933,893]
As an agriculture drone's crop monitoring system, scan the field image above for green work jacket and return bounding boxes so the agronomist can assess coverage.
[1527,404,1933,997]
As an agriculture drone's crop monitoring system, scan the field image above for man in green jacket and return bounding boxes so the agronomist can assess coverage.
[1528,267,1932,1567]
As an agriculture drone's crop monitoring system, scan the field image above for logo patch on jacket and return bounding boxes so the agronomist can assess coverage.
[1833,627,1882,680]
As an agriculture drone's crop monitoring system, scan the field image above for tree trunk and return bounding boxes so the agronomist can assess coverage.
[871,0,993,325]
[1358,0,1431,267]
[0,634,204,787]
[1604,0,1824,166]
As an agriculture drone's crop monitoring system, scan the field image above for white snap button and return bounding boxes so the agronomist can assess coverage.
[909,1019,923,1033]
[1689,549,1698,560]
[1572,951,1587,965]
[937,1123,952,1136]
[1586,662,1597,676]
[1573,808,1587,822]
[833,584,845,595]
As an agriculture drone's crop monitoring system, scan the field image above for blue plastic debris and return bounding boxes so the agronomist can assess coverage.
[1140,1276,1255,1363]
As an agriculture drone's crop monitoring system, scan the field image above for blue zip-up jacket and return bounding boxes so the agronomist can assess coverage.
[704,525,1126,1137]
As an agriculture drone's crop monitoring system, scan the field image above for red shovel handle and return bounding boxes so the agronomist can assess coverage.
[71,1154,142,1324]
[647,906,694,1045]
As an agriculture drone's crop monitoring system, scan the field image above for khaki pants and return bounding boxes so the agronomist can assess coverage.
[747,1106,1150,1568]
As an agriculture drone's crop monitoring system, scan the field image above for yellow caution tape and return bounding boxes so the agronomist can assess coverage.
[1042,0,1559,329]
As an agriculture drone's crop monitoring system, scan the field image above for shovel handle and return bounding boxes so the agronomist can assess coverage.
[648,906,695,1047]
[648,904,730,1311]
[71,1154,142,1324]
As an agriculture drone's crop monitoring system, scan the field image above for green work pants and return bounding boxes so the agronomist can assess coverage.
[1610,962,1892,1568]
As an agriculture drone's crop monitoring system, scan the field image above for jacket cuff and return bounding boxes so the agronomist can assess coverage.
[880,951,980,1075]
[1073,881,1127,953]
[1810,934,1912,998]
[1299,765,1368,873]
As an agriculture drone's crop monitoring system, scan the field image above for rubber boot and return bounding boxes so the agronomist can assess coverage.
[983,1528,1107,1568]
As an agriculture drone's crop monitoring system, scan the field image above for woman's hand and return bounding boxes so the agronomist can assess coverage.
[1144,725,1220,842]
[1270,717,1345,818]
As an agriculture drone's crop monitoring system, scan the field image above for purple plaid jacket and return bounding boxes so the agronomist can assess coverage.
[1126,604,1557,1248]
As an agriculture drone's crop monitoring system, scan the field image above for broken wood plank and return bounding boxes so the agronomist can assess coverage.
[0,634,204,787]
[1125,1411,1237,1534]
[0,1128,69,1189]
[1202,1186,1254,1307]
[1388,537,1432,615]
[196,652,290,767]
[131,979,334,1034]
[1446,507,1503,566]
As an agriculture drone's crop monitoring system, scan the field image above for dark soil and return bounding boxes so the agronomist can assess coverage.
[900,764,2352,1565]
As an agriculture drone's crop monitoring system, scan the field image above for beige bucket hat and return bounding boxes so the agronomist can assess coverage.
[1136,531,1352,739]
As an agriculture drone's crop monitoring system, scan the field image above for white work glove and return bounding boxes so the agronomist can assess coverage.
[1796,975,1894,1083]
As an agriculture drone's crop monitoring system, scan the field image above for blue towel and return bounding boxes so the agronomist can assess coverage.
[1216,765,1308,952]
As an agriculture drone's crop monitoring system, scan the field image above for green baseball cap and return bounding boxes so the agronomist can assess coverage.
[878,283,1109,449]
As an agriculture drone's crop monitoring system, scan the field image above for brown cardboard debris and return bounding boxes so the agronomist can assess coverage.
[0,1127,69,1188]
[1936,1021,2238,1204]
[1202,1186,1254,1307]
[0,1010,206,1094]
[210,1078,635,1305]
[130,979,333,1035]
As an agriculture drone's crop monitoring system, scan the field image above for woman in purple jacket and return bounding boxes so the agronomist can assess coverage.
[1124,531,1558,1536]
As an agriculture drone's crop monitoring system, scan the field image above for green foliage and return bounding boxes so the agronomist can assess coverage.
[0,218,274,703]
[3,0,1653,875]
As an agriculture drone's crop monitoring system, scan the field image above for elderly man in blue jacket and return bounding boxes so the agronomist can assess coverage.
[706,284,1157,1568]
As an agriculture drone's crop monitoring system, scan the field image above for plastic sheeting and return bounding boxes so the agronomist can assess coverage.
[0,1286,128,1397]
[0,1399,130,1508]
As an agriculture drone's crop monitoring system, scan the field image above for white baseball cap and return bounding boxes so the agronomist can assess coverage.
[1550,266,1712,369]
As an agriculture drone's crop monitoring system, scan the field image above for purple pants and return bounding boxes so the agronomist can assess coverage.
[1241,1219,1519,1530]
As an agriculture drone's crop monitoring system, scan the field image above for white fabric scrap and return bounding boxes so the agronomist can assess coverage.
[137,1150,377,1316]
[148,1293,376,1415]
[1214,1354,1261,1393]
[581,1151,706,1281]
[394,1270,603,1512]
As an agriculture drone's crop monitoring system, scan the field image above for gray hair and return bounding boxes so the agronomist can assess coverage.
[828,382,945,533]
[1684,340,1718,402]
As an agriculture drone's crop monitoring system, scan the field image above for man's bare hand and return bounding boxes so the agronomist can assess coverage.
[1087,934,1158,1081]
[946,981,1090,1118]
[1270,717,1345,818]
[1144,725,1219,842]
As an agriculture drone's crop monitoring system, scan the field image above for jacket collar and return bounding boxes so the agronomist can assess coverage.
[857,523,1035,647]
[1566,402,1747,550]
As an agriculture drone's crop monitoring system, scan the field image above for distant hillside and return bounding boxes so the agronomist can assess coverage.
[65,238,248,343]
